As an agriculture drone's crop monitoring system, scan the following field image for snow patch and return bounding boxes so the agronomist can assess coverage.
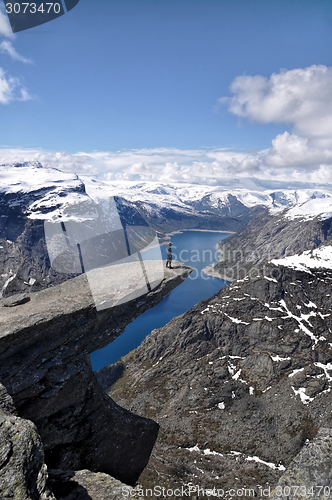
[184,445,286,471]
[285,196,332,221]
[271,355,291,362]
[279,299,320,346]
[291,386,314,405]
[288,368,305,378]
[264,276,278,283]
[246,455,286,471]
[272,246,332,272]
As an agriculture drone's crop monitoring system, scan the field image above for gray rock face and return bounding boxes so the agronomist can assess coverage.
[0,262,192,486]
[131,200,264,234]
[270,428,332,499]
[0,383,56,500]
[48,469,139,500]
[104,263,332,491]
[0,381,135,500]
[212,209,332,280]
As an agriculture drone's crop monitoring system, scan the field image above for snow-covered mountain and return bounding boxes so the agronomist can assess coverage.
[0,163,153,297]
[0,162,87,220]
[81,177,332,235]
[82,177,332,220]
[1,161,332,295]
[272,245,332,272]
[211,196,332,281]
[1,162,331,225]
[284,196,332,221]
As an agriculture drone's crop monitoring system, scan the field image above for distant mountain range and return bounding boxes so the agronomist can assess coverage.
[82,177,332,233]
[1,161,332,296]
[210,190,332,281]
[2,161,331,226]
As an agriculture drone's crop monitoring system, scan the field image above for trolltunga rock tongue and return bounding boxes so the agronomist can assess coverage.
[0,261,192,485]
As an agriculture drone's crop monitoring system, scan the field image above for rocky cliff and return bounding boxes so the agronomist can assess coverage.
[101,261,332,494]
[210,206,332,281]
[270,427,332,499]
[0,261,192,489]
[0,383,56,500]
[0,382,144,500]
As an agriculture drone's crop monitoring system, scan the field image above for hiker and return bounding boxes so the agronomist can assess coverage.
[166,242,172,268]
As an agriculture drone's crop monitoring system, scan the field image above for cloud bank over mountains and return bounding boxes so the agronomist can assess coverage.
[1,64,332,189]
[0,143,331,191]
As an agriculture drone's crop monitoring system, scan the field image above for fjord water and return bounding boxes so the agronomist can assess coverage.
[90,231,231,370]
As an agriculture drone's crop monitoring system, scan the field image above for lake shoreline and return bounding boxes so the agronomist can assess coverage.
[164,229,228,279]
[158,229,227,280]
[92,230,231,369]
[158,228,233,246]
[203,263,223,279]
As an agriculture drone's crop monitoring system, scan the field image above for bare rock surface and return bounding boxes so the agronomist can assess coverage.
[48,469,134,500]
[0,261,192,485]
[270,428,332,499]
[0,382,134,500]
[0,383,56,500]
[104,263,332,495]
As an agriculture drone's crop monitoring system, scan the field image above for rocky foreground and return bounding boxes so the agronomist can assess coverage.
[100,262,332,497]
[0,262,192,498]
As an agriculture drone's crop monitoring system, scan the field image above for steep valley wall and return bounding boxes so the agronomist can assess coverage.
[0,262,192,488]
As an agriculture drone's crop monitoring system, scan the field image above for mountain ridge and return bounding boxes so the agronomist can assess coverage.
[1,161,332,497]
[102,261,332,494]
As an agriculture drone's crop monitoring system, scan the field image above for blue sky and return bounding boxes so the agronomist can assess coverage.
[1,0,332,188]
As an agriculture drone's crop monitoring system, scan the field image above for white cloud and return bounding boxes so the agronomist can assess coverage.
[264,132,332,169]
[0,9,33,103]
[0,41,32,63]
[0,8,13,38]
[2,63,332,189]
[0,67,33,104]
[0,148,97,174]
[18,87,33,101]
[1,145,332,191]
[208,64,332,187]
[0,68,16,103]
[222,65,332,148]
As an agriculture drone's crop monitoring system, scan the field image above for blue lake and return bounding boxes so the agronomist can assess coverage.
[90,230,231,371]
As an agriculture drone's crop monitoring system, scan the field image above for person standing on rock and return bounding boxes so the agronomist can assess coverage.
[166,242,173,268]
